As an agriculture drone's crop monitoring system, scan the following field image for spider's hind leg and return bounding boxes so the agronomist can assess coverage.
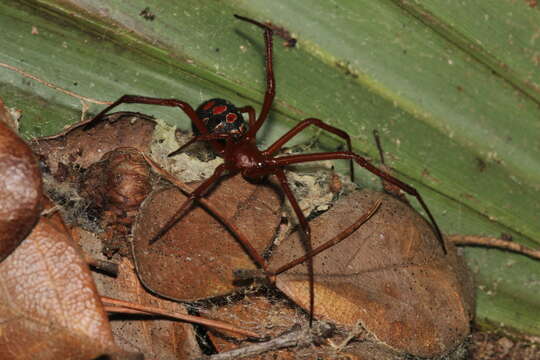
[372,130,408,204]
[274,169,315,326]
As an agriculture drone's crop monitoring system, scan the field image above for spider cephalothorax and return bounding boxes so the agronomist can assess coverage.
[195,98,247,139]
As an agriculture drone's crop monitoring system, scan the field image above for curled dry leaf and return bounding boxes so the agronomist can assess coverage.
[31,113,157,257]
[80,148,152,257]
[32,112,156,175]
[0,199,117,359]
[269,190,474,358]
[132,175,283,301]
[0,118,42,261]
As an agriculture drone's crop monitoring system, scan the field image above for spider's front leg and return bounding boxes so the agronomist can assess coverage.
[168,133,231,157]
[40,94,205,141]
[234,15,276,140]
[237,106,257,128]
[148,163,227,245]
[273,152,447,254]
[264,117,355,180]
[83,94,201,129]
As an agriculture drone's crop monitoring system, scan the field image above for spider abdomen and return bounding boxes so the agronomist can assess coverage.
[195,98,247,138]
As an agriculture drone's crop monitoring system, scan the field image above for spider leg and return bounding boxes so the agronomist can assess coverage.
[78,95,225,154]
[237,106,257,128]
[168,133,231,157]
[274,169,315,326]
[273,151,447,254]
[270,199,382,276]
[143,154,270,273]
[148,163,226,245]
[234,15,276,140]
[263,118,355,181]
[83,95,199,129]
[372,130,408,203]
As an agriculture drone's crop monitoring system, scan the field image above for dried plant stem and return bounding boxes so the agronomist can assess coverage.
[328,320,366,352]
[40,205,60,217]
[101,296,259,338]
[448,235,540,260]
[83,254,119,277]
[197,323,333,360]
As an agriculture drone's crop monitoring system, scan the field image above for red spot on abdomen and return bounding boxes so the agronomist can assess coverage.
[203,101,215,110]
[226,113,237,123]
[213,105,227,115]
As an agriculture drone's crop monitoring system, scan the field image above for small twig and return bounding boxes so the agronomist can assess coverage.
[197,323,333,360]
[40,205,61,217]
[327,320,366,352]
[0,62,111,105]
[83,254,119,277]
[448,234,540,260]
[80,99,90,122]
[101,296,259,338]
[104,305,147,314]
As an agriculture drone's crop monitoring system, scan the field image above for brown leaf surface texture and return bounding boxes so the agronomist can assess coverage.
[79,148,152,257]
[79,227,202,359]
[270,190,474,358]
[207,295,299,360]
[0,121,42,260]
[132,175,283,301]
[32,112,156,174]
[0,202,116,360]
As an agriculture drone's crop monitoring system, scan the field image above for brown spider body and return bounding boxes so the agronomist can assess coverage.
[224,141,273,179]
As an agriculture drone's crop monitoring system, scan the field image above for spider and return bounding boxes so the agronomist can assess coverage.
[81,14,446,321]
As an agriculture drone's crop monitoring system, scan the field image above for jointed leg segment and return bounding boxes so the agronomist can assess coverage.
[274,169,315,324]
[264,117,355,180]
[148,164,227,244]
[273,151,447,253]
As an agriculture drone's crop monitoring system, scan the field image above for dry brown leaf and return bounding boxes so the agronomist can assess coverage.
[269,189,474,358]
[31,113,157,257]
[78,227,202,359]
[32,112,156,175]
[0,118,42,261]
[79,148,152,257]
[0,200,116,359]
[132,175,283,301]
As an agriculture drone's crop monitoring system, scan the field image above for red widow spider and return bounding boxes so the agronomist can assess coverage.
[79,14,446,321]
